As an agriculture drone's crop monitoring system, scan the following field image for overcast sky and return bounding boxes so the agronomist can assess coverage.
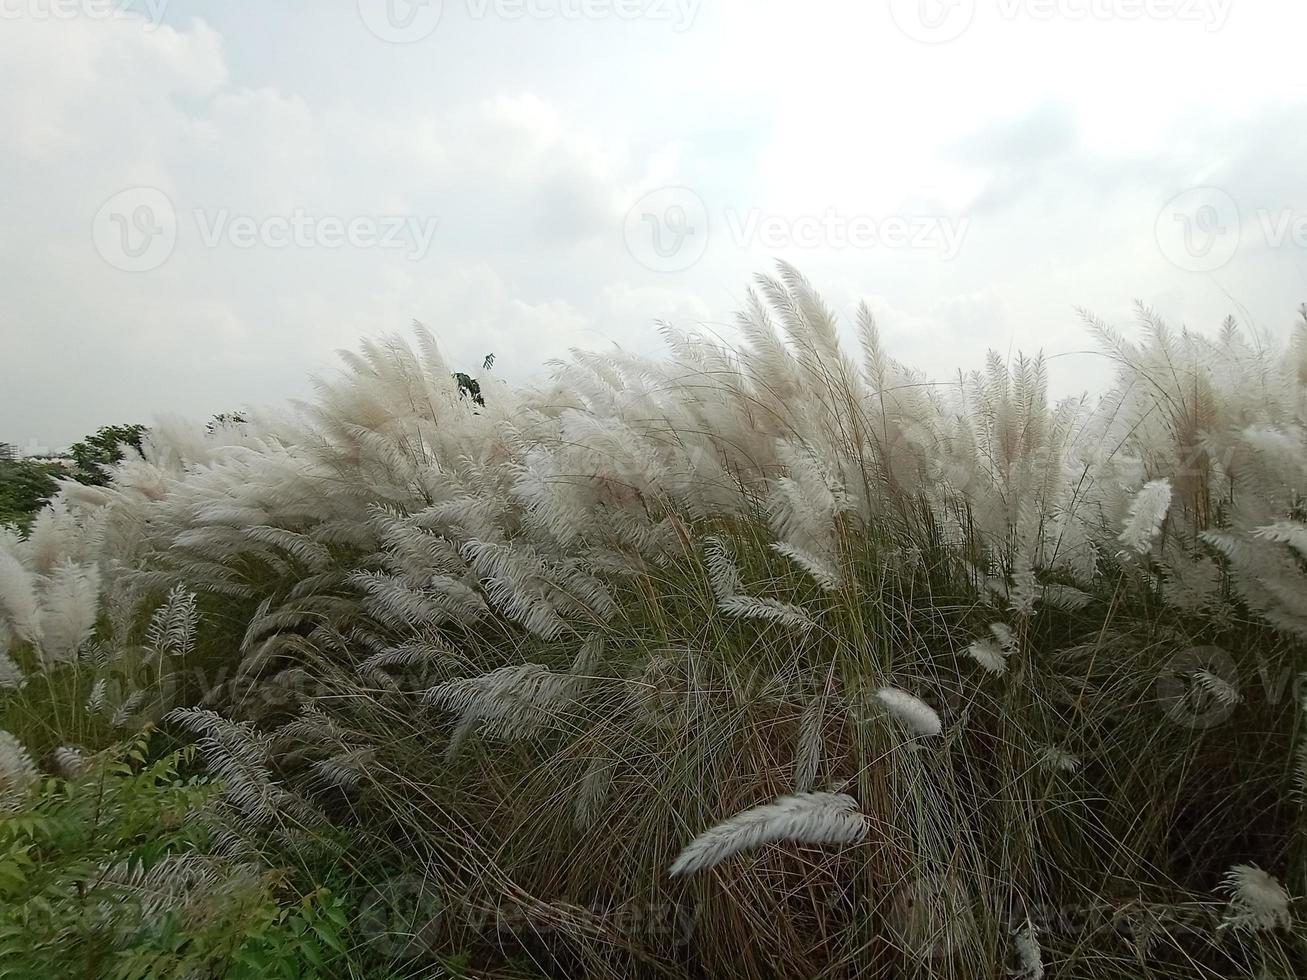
[2,0,1305,450]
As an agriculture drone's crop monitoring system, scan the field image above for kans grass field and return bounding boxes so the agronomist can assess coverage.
[2,265,1306,977]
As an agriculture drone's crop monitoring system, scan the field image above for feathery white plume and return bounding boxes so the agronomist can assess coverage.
[717,595,815,633]
[54,746,87,777]
[85,677,107,714]
[795,696,824,792]
[0,652,25,690]
[703,535,743,600]
[1037,745,1081,774]
[0,549,41,643]
[771,542,841,591]
[1009,920,1044,979]
[37,562,101,665]
[145,584,199,658]
[1219,864,1291,931]
[1296,686,1307,802]
[1251,521,1307,560]
[424,663,579,753]
[967,639,1008,675]
[1119,479,1172,554]
[669,792,868,875]
[0,730,38,810]
[573,748,615,831]
[875,686,943,736]
[112,689,148,729]
[989,622,1016,651]
[1192,669,1241,707]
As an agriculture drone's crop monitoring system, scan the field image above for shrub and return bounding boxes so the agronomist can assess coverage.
[0,732,351,979]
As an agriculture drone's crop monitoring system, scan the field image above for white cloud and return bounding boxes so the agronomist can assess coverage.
[0,4,1304,449]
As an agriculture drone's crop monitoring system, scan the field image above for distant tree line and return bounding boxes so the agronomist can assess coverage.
[0,424,147,529]
[3,356,493,530]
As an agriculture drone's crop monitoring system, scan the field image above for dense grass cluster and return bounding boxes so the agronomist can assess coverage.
[2,265,1306,977]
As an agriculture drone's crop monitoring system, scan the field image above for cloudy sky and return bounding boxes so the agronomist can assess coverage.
[2,0,1305,450]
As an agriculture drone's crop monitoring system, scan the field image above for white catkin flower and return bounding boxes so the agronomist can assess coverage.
[37,562,101,666]
[1297,687,1307,801]
[670,792,868,875]
[54,746,87,777]
[717,595,815,633]
[145,584,199,658]
[967,639,1008,675]
[771,542,841,591]
[1251,521,1307,559]
[1037,745,1081,774]
[1119,479,1172,554]
[0,549,42,644]
[1219,864,1292,932]
[990,622,1016,651]
[112,689,148,729]
[311,748,375,793]
[795,697,824,792]
[876,687,943,736]
[85,678,107,714]
[167,707,311,830]
[1009,920,1044,979]
[423,663,579,753]
[573,749,616,831]
[0,730,39,810]
[1008,557,1040,616]
[1192,669,1241,707]
[703,535,743,600]
[0,652,25,690]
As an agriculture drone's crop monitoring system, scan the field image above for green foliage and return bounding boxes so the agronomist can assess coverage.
[0,458,61,530]
[0,421,151,527]
[68,424,148,487]
[453,372,484,407]
[206,413,249,434]
[0,657,114,765]
[0,734,351,979]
